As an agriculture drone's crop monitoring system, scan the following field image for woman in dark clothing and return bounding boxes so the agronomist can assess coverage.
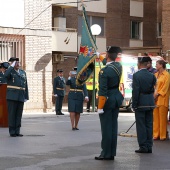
[66,70,88,130]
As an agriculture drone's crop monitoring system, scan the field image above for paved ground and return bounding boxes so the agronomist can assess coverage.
[0,108,170,170]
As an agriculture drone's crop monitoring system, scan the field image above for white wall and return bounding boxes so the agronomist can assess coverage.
[130,0,143,17]
[0,0,24,28]
[78,0,107,13]
[130,40,143,47]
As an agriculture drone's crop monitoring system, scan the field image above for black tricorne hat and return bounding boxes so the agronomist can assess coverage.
[138,56,151,63]
[8,57,19,62]
[106,46,122,54]
[1,62,9,69]
[57,69,63,73]
[73,67,77,71]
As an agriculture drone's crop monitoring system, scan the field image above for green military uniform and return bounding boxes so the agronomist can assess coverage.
[66,76,88,113]
[53,75,66,115]
[132,61,156,152]
[0,62,9,84]
[98,62,124,158]
[4,64,29,136]
[0,72,7,84]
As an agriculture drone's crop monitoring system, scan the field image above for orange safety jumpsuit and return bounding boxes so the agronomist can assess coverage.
[153,70,170,140]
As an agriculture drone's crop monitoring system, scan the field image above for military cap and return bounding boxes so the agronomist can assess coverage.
[1,62,9,69]
[73,67,77,71]
[138,56,151,63]
[8,57,19,62]
[57,69,63,73]
[106,46,122,54]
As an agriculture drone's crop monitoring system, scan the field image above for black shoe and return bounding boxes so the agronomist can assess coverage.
[148,149,152,153]
[72,128,76,130]
[60,112,64,115]
[87,109,90,112]
[135,148,148,153]
[75,128,79,130]
[16,134,23,137]
[56,112,60,115]
[95,155,114,160]
[10,134,16,137]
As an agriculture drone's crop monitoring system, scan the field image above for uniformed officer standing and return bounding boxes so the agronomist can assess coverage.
[0,62,9,83]
[132,57,156,153]
[95,46,124,161]
[53,69,66,115]
[66,67,88,130]
[4,57,29,137]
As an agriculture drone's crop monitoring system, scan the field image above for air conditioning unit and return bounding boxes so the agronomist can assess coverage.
[53,54,64,63]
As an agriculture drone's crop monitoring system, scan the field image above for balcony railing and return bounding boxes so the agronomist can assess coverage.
[51,0,77,7]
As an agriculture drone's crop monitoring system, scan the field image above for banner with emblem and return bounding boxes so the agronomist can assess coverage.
[76,6,97,85]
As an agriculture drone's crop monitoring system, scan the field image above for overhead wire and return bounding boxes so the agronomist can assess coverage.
[17,0,101,34]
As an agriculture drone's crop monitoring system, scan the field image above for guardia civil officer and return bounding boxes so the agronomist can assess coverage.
[4,57,29,137]
[66,67,89,130]
[53,69,66,115]
[0,62,9,83]
[95,46,124,160]
[132,56,156,153]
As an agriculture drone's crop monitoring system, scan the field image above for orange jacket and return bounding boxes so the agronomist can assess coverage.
[155,70,170,107]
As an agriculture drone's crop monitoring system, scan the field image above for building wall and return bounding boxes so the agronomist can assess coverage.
[24,0,53,112]
[106,0,130,47]
[162,0,170,52]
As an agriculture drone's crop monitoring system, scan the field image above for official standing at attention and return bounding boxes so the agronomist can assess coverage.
[4,57,29,137]
[53,69,66,115]
[66,67,88,130]
[95,46,124,161]
[132,57,156,153]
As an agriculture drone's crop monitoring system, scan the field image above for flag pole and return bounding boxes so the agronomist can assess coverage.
[92,35,96,112]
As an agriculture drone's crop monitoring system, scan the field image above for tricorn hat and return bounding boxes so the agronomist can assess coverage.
[8,57,19,62]
[57,69,63,73]
[138,56,152,63]
[1,62,9,69]
[106,46,122,54]
[73,67,77,71]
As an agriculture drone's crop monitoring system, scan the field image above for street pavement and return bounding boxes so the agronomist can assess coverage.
[0,107,170,170]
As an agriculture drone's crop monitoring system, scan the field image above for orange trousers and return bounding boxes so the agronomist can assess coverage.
[153,106,168,140]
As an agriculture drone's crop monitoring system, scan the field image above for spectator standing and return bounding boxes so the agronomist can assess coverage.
[153,60,170,141]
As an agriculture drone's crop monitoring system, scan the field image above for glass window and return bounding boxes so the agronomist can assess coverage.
[131,21,142,39]
[157,22,162,37]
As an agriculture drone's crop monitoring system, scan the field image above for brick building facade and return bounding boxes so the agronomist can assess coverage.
[0,0,169,112]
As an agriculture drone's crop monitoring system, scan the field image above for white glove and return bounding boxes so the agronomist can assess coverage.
[11,61,16,67]
[97,109,104,114]
[85,96,89,102]
[24,99,27,102]
[54,94,58,97]
[95,52,100,58]
[68,76,71,80]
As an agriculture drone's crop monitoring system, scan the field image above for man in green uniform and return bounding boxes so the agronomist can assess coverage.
[95,46,124,161]
[132,57,156,153]
[4,57,29,137]
[0,62,9,83]
[53,69,66,115]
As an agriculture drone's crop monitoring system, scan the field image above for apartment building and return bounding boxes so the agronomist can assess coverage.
[0,0,167,111]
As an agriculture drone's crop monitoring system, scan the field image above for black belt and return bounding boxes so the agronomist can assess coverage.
[108,86,118,90]
[140,92,153,95]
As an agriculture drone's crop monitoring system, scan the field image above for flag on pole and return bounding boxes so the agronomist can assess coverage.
[76,5,97,85]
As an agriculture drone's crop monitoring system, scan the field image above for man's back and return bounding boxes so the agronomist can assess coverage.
[132,69,156,109]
